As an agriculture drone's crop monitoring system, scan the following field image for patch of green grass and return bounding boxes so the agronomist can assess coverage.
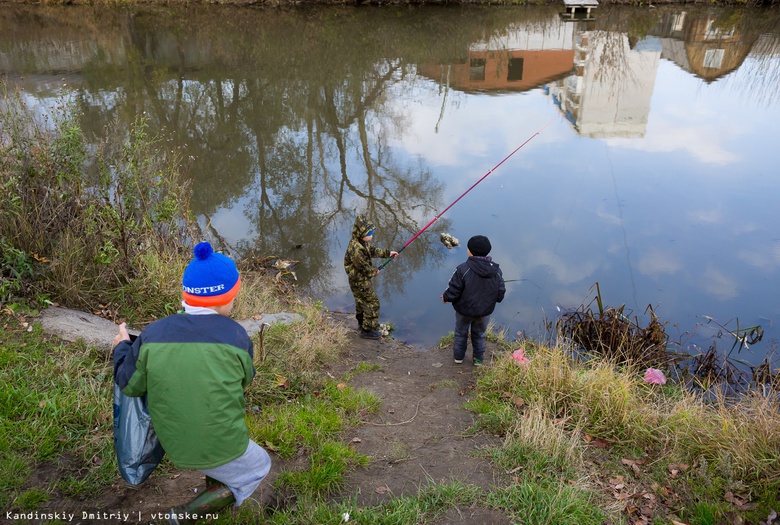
[246,377,377,499]
[465,396,518,436]
[437,332,454,348]
[12,487,50,511]
[249,401,342,458]
[0,453,30,491]
[487,477,605,525]
[251,481,481,525]
[684,501,726,525]
[429,379,459,391]
[0,321,118,512]
[277,440,367,497]
[0,324,115,500]
[247,380,378,458]
[385,440,411,463]
[342,362,382,382]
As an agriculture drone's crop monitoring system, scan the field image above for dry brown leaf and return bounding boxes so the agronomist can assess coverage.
[375,485,391,494]
[589,437,611,449]
[653,483,670,498]
[621,458,643,476]
[352,437,361,443]
[336,383,347,390]
[725,491,756,510]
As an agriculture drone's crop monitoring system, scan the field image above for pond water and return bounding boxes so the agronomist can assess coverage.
[2,5,779,362]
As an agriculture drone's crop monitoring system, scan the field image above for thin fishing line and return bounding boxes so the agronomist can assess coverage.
[377,118,557,273]
[604,140,639,311]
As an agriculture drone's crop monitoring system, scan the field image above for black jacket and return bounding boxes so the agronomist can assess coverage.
[442,256,506,318]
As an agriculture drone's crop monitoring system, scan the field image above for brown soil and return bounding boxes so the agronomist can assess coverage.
[33,312,511,525]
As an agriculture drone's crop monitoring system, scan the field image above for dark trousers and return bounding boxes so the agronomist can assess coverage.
[453,312,489,361]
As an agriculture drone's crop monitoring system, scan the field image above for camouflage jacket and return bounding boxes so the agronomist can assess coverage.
[344,214,391,284]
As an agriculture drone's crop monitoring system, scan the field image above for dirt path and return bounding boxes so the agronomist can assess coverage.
[324,313,511,524]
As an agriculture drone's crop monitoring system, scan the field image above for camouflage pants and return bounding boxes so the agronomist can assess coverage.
[349,280,380,331]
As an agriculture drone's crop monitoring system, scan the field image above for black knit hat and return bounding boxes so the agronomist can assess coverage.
[467,235,491,257]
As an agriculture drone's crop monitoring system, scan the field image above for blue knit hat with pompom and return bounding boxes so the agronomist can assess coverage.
[182,242,241,307]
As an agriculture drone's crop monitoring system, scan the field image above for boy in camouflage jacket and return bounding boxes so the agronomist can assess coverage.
[344,214,398,339]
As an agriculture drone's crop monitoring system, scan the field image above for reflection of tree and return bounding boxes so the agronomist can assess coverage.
[71,9,464,297]
[232,53,449,298]
[0,6,567,294]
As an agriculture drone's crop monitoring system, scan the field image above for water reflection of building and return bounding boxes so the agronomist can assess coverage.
[546,31,660,139]
[417,18,661,139]
[656,11,753,82]
[417,20,577,93]
[417,10,773,140]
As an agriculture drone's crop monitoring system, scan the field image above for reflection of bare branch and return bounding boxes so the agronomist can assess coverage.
[590,31,639,96]
[203,215,235,257]
[435,64,450,134]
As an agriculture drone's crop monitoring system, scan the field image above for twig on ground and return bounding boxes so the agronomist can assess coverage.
[366,398,423,426]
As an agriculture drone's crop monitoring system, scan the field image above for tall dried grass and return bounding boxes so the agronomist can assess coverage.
[481,341,780,494]
[506,407,584,469]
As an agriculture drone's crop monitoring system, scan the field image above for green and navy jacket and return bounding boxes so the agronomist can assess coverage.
[113,313,254,470]
[344,214,391,285]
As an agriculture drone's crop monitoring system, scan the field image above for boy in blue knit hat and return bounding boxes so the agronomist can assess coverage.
[113,242,271,523]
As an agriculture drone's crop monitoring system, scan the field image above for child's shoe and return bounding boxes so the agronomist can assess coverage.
[168,481,235,524]
[454,359,463,364]
[473,357,483,366]
[360,329,382,339]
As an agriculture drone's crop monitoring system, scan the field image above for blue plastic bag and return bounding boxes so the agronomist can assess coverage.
[113,383,164,485]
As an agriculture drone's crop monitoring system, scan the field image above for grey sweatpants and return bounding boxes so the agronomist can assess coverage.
[199,440,271,506]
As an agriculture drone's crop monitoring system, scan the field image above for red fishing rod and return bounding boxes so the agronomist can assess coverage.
[377,118,555,273]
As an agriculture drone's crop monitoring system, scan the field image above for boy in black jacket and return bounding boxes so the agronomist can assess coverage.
[441,235,506,365]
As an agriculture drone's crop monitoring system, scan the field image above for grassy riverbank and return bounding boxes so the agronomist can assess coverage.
[3,86,780,524]
[3,309,780,524]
